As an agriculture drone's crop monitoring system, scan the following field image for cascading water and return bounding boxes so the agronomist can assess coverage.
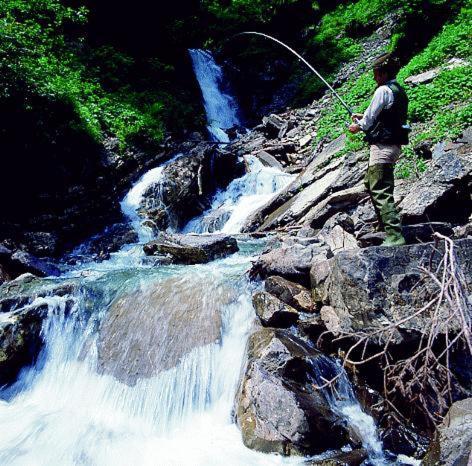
[120,154,181,242]
[0,248,294,466]
[0,47,392,466]
[189,49,241,142]
[309,355,385,464]
[184,156,295,234]
[185,49,295,235]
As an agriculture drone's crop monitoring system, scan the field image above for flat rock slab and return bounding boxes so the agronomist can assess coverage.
[97,275,236,385]
[143,233,239,264]
[405,68,440,86]
[254,151,284,171]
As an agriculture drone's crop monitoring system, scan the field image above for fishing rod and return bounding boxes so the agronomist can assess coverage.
[233,32,354,117]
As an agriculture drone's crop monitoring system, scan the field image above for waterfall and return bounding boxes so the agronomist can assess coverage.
[0,252,293,465]
[184,156,295,234]
[189,49,241,142]
[0,45,396,466]
[185,49,295,235]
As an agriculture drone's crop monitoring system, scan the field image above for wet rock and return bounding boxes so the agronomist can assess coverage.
[265,276,315,313]
[9,251,61,278]
[140,144,244,229]
[422,398,472,466]
[354,384,429,457]
[310,239,472,340]
[399,140,472,225]
[0,279,77,385]
[236,328,352,456]
[253,291,299,328]
[71,223,138,261]
[143,233,238,264]
[193,208,232,233]
[97,276,233,385]
[0,302,46,385]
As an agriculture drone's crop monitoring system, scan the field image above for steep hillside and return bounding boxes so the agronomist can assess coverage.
[0,0,470,254]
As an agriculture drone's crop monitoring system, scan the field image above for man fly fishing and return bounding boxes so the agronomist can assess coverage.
[233,35,409,246]
[349,53,409,246]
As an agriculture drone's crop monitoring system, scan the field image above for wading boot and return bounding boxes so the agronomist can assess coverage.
[380,204,406,246]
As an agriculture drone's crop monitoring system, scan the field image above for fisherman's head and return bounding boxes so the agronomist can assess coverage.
[373,52,400,85]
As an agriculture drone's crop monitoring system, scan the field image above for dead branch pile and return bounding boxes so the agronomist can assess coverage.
[318,233,472,425]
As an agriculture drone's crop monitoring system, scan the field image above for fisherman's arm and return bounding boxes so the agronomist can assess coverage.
[348,86,393,133]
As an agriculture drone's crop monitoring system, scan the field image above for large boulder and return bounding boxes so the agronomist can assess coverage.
[310,239,472,339]
[399,138,472,225]
[143,233,239,264]
[140,144,244,230]
[422,398,472,466]
[236,328,354,456]
[97,275,235,385]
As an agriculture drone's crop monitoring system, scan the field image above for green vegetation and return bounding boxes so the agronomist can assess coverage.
[0,0,198,149]
[310,1,471,177]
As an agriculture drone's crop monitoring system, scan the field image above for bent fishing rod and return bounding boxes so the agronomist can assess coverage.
[232,31,354,117]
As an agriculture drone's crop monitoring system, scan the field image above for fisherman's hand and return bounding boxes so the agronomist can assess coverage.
[348,123,361,134]
[351,113,363,122]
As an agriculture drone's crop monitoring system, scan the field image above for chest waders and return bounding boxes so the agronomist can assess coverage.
[364,164,405,246]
